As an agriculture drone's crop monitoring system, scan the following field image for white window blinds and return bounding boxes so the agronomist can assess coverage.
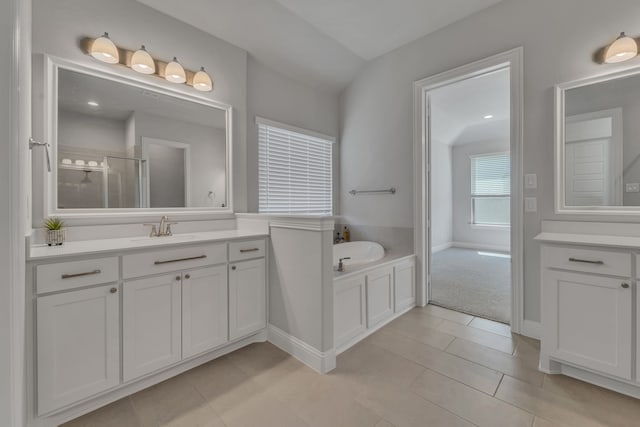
[258,118,333,214]
[470,152,511,226]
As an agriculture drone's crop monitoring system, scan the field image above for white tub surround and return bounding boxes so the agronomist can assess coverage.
[27,230,268,427]
[536,221,640,399]
[333,241,385,267]
[334,253,416,353]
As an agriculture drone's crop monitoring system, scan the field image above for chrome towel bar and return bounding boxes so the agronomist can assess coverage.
[349,187,396,196]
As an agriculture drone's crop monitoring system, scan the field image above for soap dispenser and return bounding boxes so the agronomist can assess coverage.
[343,226,351,242]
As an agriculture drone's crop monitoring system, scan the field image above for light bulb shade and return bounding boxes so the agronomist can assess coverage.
[605,32,638,63]
[193,67,213,91]
[165,57,186,83]
[131,45,155,74]
[90,32,119,64]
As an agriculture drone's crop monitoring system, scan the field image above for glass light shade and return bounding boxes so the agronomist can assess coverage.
[193,67,213,91]
[131,45,155,74]
[165,57,186,83]
[90,32,119,64]
[605,32,638,63]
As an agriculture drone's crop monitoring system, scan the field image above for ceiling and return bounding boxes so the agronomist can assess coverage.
[138,0,503,91]
[430,68,510,146]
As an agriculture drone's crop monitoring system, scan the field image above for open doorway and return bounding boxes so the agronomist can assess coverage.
[429,68,511,323]
[413,48,524,333]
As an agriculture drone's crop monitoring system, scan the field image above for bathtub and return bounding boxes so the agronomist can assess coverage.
[333,241,385,268]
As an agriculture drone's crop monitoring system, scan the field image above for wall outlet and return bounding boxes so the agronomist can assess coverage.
[525,174,537,189]
[625,183,640,193]
[524,197,537,212]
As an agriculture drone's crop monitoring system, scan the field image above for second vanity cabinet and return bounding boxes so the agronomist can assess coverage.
[32,236,267,417]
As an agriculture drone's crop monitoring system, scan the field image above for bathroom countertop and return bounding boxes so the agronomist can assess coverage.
[29,229,269,261]
[535,232,640,249]
[333,251,415,280]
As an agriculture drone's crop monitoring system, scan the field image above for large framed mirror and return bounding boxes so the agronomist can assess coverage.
[555,66,640,215]
[43,56,232,218]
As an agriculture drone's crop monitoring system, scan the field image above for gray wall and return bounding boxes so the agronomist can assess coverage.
[339,0,640,322]
[430,138,453,250]
[32,0,248,216]
[452,140,511,250]
[247,56,341,213]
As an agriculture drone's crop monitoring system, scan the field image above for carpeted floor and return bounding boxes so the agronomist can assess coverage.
[430,247,511,324]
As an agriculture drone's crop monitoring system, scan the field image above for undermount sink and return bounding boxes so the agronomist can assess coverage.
[130,234,198,243]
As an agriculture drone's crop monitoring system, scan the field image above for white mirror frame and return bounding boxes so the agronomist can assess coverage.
[555,65,640,215]
[41,55,233,221]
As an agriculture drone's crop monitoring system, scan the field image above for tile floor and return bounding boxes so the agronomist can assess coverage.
[62,305,640,427]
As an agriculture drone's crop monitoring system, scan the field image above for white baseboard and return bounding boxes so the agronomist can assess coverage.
[452,241,511,253]
[432,242,452,253]
[521,320,541,340]
[267,325,336,374]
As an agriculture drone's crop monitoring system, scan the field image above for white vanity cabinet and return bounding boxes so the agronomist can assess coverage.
[229,258,266,340]
[394,259,416,312]
[37,284,120,414]
[366,266,395,328]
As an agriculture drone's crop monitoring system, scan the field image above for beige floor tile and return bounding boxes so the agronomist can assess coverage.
[495,375,610,427]
[356,383,474,427]
[384,313,455,350]
[411,369,534,427]
[129,375,225,427]
[419,304,474,324]
[369,328,503,394]
[513,334,541,365]
[374,420,396,427]
[542,374,640,427]
[446,338,544,386]
[533,416,569,427]
[469,317,512,337]
[436,318,515,354]
[61,397,141,427]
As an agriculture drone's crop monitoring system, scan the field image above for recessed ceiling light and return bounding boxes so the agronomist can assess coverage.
[87,101,99,107]
[484,114,494,119]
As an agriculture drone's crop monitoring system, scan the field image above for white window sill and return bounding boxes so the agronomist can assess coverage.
[470,223,510,231]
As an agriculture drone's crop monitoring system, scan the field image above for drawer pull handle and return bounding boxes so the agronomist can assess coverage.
[239,248,260,253]
[110,287,118,294]
[61,269,101,279]
[622,283,630,289]
[154,255,207,265]
[568,258,604,265]
[231,265,237,270]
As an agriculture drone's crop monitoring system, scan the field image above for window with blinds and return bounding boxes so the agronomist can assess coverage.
[258,118,333,214]
[470,152,510,226]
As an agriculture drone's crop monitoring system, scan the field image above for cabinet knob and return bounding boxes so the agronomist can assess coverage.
[176,276,181,281]
[185,274,191,279]
[231,265,237,270]
[621,283,630,289]
[110,287,117,294]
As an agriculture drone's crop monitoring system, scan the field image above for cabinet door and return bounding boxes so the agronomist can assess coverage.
[123,274,182,382]
[394,259,415,312]
[366,267,394,328]
[182,266,228,358]
[334,276,367,349]
[229,258,266,340]
[542,270,632,379]
[37,285,119,414]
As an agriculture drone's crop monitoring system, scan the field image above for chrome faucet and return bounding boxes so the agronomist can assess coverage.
[337,257,351,272]
[144,215,177,237]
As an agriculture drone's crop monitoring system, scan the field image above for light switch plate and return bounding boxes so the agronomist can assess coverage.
[525,174,537,189]
[625,183,640,193]
[525,197,537,212]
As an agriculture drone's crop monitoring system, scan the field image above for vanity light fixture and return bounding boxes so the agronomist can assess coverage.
[193,67,213,92]
[131,45,155,74]
[89,32,119,64]
[604,32,638,63]
[164,57,186,84]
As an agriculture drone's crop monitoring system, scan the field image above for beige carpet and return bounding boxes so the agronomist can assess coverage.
[430,247,511,323]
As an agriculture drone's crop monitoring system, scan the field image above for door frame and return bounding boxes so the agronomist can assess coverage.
[412,47,525,334]
[141,136,192,207]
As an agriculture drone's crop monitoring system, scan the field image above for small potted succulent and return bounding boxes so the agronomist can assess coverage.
[44,217,66,246]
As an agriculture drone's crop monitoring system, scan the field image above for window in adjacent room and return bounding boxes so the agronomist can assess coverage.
[257,117,333,214]
[470,151,510,226]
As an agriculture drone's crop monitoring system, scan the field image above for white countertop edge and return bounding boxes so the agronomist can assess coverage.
[535,232,640,249]
[29,230,269,261]
[333,252,415,280]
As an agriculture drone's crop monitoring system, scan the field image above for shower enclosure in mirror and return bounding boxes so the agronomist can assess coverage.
[41,57,232,217]
[555,67,640,214]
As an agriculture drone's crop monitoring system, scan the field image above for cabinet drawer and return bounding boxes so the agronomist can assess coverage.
[123,244,226,279]
[543,246,631,277]
[229,239,266,262]
[37,257,119,294]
